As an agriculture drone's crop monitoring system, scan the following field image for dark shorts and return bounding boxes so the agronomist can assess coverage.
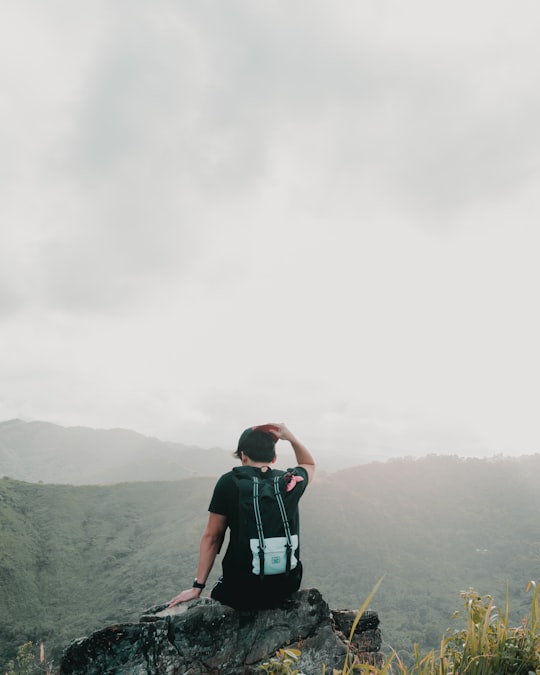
[210,562,303,610]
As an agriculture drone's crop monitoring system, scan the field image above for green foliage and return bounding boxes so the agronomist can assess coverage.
[5,642,35,675]
[385,582,540,675]
[4,641,52,675]
[259,582,540,675]
[441,582,540,675]
[258,648,303,674]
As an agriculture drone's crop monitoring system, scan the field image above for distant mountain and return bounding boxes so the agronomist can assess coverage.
[0,419,235,484]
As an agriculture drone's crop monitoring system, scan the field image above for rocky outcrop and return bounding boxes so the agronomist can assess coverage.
[59,589,382,674]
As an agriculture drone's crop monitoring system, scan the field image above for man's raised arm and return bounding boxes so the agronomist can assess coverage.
[273,423,315,483]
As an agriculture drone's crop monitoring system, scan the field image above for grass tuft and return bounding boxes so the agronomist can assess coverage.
[259,581,540,675]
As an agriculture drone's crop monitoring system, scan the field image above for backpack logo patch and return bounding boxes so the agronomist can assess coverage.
[250,535,299,576]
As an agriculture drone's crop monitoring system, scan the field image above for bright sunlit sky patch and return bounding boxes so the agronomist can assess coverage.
[1,0,539,460]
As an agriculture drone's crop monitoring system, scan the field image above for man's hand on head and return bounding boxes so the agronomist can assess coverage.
[269,422,295,443]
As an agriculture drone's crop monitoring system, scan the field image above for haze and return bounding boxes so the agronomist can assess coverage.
[1,1,539,462]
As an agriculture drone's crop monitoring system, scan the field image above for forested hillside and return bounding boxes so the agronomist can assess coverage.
[1,454,539,671]
[302,454,540,653]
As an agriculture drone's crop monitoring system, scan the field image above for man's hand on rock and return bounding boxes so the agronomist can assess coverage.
[168,588,202,607]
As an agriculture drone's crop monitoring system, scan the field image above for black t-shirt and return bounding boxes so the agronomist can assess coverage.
[209,465,309,579]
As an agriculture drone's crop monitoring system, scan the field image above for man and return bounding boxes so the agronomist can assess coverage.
[168,422,315,610]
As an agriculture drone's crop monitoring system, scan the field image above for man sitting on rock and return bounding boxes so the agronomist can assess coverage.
[168,422,315,610]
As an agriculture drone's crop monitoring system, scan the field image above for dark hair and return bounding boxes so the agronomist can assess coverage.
[234,429,276,462]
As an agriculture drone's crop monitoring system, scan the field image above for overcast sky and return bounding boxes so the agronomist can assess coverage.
[1,0,539,461]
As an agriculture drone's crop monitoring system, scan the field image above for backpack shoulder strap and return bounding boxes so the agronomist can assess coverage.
[252,477,266,577]
[273,476,294,575]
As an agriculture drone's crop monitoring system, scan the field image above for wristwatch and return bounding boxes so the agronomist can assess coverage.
[192,579,206,589]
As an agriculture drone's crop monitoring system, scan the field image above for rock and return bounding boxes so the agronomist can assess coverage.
[59,589,382,675]
[331,609,383,666]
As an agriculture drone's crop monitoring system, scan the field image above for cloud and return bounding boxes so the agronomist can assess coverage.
[6,0,540,316]
[2,0,540,459]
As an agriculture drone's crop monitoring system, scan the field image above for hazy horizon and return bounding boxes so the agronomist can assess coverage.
[2,1,539,462]
[2,417,537,475]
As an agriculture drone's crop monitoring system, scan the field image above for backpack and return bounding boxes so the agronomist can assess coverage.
[232,467,300,578]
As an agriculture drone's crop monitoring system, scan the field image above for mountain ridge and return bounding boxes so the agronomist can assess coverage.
[0,418,234,483]
[1,418,533,485]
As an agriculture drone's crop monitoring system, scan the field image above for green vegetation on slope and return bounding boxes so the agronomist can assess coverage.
[300,454,540,658]
[1,454,539,671]
[0,477,215,670]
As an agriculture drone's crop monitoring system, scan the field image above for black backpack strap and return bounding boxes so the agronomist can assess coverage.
[252,477,266,579]
[273,476,293,575]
